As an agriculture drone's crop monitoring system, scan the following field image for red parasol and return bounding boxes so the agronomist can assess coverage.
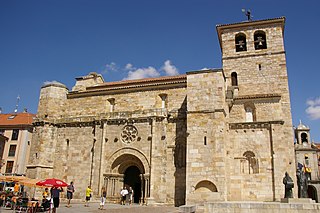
[36,178,68,187]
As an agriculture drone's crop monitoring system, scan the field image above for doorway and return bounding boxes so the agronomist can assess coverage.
[124,166,142,203]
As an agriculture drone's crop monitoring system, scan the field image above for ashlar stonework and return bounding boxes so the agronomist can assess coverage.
[27,17,296,206]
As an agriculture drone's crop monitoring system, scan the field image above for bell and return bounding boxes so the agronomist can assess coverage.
[258,41,263,46]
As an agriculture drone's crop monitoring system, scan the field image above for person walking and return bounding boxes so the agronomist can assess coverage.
[120,187,128,205]
[128,187,134,205]
[99,187,107,210]
[51,187,63,213]
[85,186,92,207]
[66,181,75,208]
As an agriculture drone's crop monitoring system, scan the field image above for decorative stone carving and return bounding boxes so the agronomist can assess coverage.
[121,125,138,144]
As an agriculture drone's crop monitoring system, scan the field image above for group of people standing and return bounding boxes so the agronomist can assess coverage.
[120,186,134,205]
[41,181,74,213]
[41,182,135,211]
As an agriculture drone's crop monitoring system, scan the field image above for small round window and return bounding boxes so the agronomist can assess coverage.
[121,125,138,144]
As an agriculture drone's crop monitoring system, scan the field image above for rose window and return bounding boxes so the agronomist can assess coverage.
[121,125,138,144]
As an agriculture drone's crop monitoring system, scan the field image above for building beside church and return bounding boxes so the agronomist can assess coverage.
[27,17,297,206]
[294,121,320,202]
[0,111,34,175]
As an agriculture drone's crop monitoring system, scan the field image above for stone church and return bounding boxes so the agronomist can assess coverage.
[27,17,297,206]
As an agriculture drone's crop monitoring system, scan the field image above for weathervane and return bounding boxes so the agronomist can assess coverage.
[242,9,252,21]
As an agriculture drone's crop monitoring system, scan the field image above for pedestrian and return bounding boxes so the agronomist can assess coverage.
[99,187,107,210]
[42,188,49,199]
[85,185,92,207]
[120,187,128,205]
[13,182,20,196]
[66,181,75,207]
[51,187,63,213]
[128,186,134,205]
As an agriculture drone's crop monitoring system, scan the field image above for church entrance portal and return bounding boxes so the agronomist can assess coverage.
[107,152,149,204]
[124,166,142,203]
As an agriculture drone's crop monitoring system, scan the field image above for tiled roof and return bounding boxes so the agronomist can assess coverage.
[314,143,320,150]
[89,74,187,90]
[216,17,285,28]
[0,112,35,126]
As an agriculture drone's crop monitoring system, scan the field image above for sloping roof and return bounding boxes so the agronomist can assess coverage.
[0,112,35,126]
[314,143,320,150]
[216,17,285,28]
[68,74,188,98]
[87,74,187,90]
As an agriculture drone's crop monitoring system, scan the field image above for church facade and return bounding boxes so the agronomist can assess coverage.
[27,17,297,206]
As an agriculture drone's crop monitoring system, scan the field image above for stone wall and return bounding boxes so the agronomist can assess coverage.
[27,17,297,206]
[28,78,188,205]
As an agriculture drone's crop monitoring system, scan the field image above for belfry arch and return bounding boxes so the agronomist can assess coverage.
[103,148,150,204]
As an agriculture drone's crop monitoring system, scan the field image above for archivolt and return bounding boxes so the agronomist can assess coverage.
[107,147,150,174]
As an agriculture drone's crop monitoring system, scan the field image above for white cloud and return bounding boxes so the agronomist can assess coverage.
[102,62,119,74]
[125,63,134,70]
[123,67,160,80]
[161,60,179,76]
[101,60,180,80]
[306,97,320,120]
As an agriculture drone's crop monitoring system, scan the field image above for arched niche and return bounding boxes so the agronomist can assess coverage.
[195,180,217,192]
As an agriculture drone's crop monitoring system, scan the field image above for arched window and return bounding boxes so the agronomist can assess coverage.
[235,33,247,52]
[231,72,238,86]
[242,151,259,174]
[254,31,267,50]
[245,107,253,122]
[244,102,256,122]
[107,98,115,112]
[301,133,308,143]
[158,93,167,109]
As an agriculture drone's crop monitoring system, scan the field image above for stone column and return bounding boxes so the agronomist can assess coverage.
[146,118,156,204]
[140,174,145,205]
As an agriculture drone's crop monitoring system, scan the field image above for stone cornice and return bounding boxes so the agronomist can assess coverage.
[186,68,223,75]
[229,120,284,129]
[187,109,227,117]
[295,148,318,152]
[233,94,281,103]
[222,51,286,61]
[33,109,173,127]
[216,17,285,29]
[26,164,54,169]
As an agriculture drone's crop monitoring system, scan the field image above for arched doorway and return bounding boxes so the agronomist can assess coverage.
[124,166,142,203]
[107,152,149,204]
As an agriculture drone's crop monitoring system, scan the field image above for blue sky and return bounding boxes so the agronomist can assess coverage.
[0,0,319,141]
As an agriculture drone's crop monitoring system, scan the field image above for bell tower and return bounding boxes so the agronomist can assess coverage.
[294,121,318,182]
[217,17,297,201]
[217,17,288,98]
